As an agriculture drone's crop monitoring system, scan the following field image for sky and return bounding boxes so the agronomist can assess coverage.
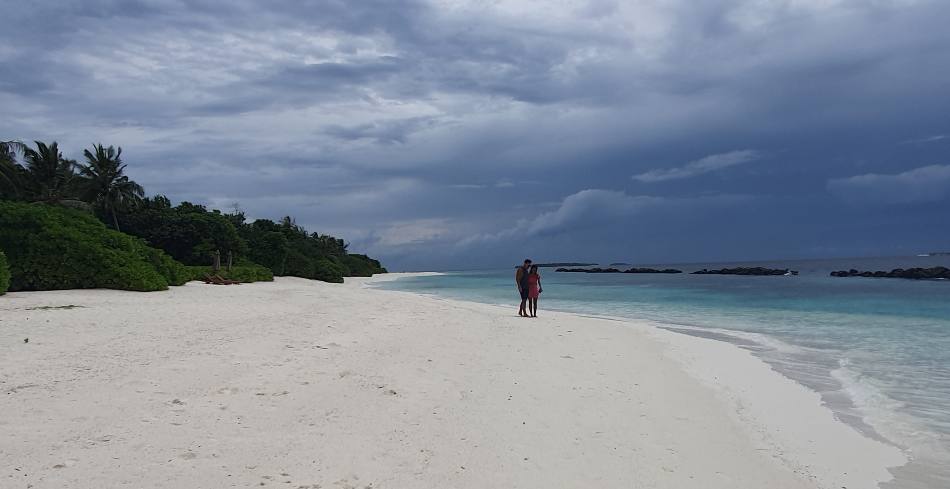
[2,0,949,271]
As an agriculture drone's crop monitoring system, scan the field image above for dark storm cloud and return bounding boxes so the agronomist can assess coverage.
[2,0,950,270]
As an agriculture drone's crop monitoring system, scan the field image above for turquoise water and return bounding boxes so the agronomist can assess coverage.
[375,256,950,488]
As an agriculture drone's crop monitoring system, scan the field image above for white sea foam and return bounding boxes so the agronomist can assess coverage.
[833,359,948,456]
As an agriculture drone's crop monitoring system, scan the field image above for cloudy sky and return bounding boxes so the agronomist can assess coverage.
[3,0,949,270]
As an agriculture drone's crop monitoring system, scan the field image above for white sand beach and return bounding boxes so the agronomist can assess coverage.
[0,275,904,489]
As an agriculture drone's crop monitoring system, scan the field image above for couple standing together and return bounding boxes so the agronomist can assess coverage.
[516,259,542,317]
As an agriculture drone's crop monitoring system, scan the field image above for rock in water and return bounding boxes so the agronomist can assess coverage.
[830,266,950,280]
[691,267,794,276]
[623,268,683,274]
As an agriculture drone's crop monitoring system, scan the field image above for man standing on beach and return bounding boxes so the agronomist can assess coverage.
[516,259,532,317]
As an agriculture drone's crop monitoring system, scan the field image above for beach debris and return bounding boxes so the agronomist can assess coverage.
[202,274,241,285]
[171,398,184,405]
[23,338,28,343]
[26,304,84,310]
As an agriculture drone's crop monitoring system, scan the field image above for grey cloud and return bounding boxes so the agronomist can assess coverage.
[521,189,662,236]
[901,135,947,145]
[3,0,950,270]
[460,189,749,246]
[633,150,761,183]
[323,117,440,145]
[269,57,408,89]
[828,165,950,205]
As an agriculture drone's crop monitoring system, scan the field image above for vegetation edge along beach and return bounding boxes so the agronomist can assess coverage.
[0,140,386,292]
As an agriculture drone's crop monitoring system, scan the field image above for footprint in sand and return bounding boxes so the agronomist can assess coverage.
[52,458,79,469]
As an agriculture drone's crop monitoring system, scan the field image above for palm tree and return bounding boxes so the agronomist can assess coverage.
[19,141,79,203]
[79,143,144,231]
[0,140,28,199]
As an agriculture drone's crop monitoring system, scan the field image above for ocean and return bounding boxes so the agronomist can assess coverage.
[374,255,950,488]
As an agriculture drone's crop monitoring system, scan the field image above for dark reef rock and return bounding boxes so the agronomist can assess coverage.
[536,262,597,268]
[830,267,950,280]
[623,268,683,274]
[555,267,683,274]
[691,267,797,276]
[555,267,617,273]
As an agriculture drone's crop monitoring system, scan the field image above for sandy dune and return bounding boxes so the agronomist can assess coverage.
[0,276,902,488]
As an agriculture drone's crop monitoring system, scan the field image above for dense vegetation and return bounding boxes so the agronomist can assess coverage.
[0,139,385,292]
[185,264,274,283]
[0,250,9,295]
[236,215,358,283]
[0,201,188,291]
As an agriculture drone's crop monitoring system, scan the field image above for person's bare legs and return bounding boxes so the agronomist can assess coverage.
[530,298,538,317]
[518,293,528,317]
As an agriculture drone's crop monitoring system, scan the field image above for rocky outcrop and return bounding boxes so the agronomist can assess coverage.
[555,267,683,274]
[555,267,622,273]
[623,268,683,274]
[691,267,797,276]
[830,267,950,280]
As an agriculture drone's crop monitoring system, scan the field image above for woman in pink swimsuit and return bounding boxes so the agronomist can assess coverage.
[527,265,542,317]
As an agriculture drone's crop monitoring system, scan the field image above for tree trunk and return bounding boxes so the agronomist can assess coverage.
[213,250,221,272]
[112,209,120,232]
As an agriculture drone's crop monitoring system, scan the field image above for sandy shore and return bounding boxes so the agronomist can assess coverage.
[0,275,904,488]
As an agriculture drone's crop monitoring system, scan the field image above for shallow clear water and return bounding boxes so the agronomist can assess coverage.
[376,256,950,488]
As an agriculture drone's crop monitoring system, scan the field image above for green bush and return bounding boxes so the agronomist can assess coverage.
[0,250,9,295]
[144,246,192,286]
[239,222,289,274]
[0,201,187,292]
[185,264,274,283]
[118,197,247,265]
[343,254,387,277]
[314,257,345,283]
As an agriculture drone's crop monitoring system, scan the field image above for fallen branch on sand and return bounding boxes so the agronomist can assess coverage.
[202,274,242,285]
